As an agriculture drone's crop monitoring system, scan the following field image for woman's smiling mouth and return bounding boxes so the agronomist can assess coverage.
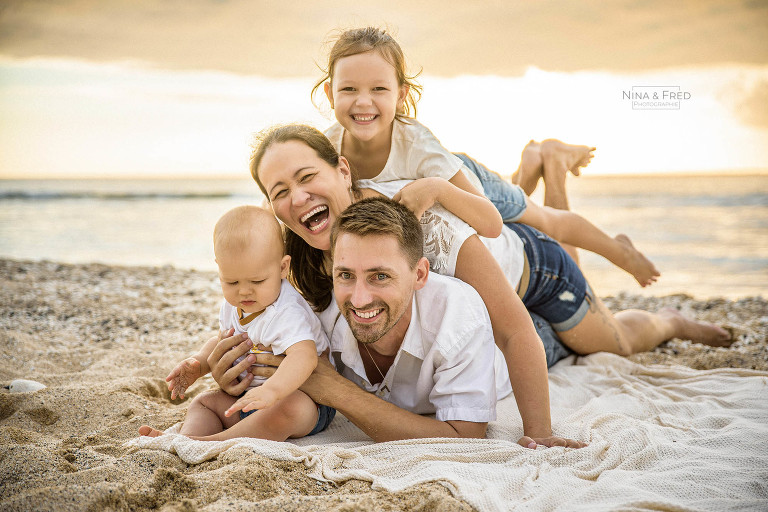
[300,205,329,232]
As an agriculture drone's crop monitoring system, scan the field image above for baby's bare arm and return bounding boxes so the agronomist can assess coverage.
[166,331,223,399]
[225,339,317,415]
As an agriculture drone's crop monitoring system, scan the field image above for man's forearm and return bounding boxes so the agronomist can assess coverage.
[304,367,485,442]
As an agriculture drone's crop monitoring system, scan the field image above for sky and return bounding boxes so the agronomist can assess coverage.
[1,0,767,178]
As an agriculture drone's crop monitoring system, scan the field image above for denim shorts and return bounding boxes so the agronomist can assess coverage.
[505,222,592,332]
[454,153,528,223]
[529,311,573,367]
[240,400,336,436]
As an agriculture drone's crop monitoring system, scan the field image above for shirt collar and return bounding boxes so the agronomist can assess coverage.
[330,297,424,384]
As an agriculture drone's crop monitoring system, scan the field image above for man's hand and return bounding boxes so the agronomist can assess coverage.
[224,386,280,417]
[166,357,203,400]
[208,328,256,396]
[518,435,588,449]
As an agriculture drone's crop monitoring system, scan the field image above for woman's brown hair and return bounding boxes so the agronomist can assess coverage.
[249,124,360,311]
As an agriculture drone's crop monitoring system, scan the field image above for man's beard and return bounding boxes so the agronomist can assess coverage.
[342,301,394,345]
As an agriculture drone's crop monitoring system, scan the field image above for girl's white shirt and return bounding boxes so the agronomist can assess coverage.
[324,119,485,191]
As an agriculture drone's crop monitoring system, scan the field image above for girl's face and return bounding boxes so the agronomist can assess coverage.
[257,140,353,252]
[324,50,408,145]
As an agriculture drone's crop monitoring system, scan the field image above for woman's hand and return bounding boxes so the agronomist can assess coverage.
[208,328,257,396]
[392,177,445,219]
[518,435,588,449]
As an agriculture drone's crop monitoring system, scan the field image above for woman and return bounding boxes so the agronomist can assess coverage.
[215,124,729,448]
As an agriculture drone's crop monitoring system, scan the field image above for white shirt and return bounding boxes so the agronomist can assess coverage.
[357,179,526,287]
[320,272,513,422]
[220,279,329,387]
[325,118,484,191]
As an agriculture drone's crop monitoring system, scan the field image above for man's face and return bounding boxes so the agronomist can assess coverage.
[332,232,428,346]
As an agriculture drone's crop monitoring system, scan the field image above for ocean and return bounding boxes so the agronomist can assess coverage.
[1,174,766,300]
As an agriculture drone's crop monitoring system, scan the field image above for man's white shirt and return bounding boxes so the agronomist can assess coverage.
[318,272,512,422]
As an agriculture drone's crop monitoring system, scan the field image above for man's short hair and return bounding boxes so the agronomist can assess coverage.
[330,197,423,267]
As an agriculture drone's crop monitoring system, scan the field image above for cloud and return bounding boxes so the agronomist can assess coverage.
[0,0,766,76]
[735,80,768,128]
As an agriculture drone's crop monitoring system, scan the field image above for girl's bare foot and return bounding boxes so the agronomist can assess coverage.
[138,425,165,437]
[541,139,596,179]
[658,308,733,347]
[511,140,543,195]
[615,234,661,287]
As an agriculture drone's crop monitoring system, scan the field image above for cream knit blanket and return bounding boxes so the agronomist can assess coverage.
[126,353,768,511]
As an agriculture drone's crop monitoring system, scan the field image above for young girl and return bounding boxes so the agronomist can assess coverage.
[312,26,660,287]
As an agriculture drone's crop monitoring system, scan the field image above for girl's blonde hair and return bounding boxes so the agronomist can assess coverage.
[312,27,423,120]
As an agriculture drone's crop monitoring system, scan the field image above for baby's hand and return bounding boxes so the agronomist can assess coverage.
[166,357,202,400]
[224,386,280,417]
[393,178,443,219]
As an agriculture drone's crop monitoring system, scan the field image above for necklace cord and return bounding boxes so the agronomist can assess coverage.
[362,342,387,382]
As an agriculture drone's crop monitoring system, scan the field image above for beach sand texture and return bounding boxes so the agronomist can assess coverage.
[1,258,766,511]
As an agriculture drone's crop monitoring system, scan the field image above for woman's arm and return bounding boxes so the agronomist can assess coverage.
[455,235,584,448]
[393,173,503,238]
[518,199,660,287]
[250,354,488,442]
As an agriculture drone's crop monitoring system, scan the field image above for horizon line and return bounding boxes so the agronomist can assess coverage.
[2,168,767,181]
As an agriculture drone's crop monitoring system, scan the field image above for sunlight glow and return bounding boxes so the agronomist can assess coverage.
[1,58,767,178]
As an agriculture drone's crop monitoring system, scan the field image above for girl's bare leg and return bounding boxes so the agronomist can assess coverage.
[558,287,731,356]
[510,140,543,195]
[538,140,595,263]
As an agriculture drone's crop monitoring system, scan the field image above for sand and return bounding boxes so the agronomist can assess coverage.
[1,258,766,511]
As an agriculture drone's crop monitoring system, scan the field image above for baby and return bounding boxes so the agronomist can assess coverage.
[139,205,333,441]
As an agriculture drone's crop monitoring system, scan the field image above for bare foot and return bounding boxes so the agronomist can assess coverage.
[138,425,165,437]
[658,308,733,347]
[511,140,543,195]
[540,139,595,179]
[615,234,661,287]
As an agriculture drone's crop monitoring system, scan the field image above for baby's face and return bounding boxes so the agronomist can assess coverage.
[217,243,289,314]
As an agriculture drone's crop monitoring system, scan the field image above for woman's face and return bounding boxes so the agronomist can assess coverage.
[257,140,353,251]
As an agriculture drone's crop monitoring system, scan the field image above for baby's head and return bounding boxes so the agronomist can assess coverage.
[213,205,289,314]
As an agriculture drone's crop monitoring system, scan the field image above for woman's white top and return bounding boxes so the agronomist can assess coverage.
[357,180,525,287]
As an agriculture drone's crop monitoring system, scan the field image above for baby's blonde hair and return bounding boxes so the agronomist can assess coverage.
[312,26,423,120]
[213,205,284,260]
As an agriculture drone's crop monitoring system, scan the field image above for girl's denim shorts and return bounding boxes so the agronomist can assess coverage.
[505,222,592,332]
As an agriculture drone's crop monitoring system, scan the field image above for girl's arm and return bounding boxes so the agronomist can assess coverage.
[518,199,660,287]
[225,339,317,415]
[393,173,503,238]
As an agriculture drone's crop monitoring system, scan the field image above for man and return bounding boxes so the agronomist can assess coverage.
[211,198,585,447]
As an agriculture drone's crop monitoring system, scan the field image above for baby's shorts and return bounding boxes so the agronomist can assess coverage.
[240,401,336,436]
